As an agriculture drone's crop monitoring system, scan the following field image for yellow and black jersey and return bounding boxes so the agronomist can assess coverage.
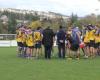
[21,32,26,43]
[95,35,100,43]
[84,31,90,43]
[16,30,23,42]
[88,29,95,41]
[26,33,34,47]
[33,31,43,42]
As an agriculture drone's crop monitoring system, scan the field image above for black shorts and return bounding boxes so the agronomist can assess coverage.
[17,42,23,47]
[89,40,95,47]
[23,42,27,47]
[99,42,100,48]
[35,43,41,49]
[70,43,79,51]
[94,43,99,48]
[28,46,34,48]
[84,42,90,47]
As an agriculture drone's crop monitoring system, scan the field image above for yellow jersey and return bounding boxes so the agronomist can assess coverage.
[95,35,100,43]
[98,35,100,42]
[21,33,26,43]
[88,30,95,41]
[26,33,34,47]
[34,31,43,42]
[16,30,22,42]
[84,31,90,43]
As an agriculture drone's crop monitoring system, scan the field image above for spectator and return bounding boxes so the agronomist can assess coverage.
[42,26,55,59]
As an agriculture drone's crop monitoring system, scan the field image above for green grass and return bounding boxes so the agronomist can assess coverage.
[0,47,100,80]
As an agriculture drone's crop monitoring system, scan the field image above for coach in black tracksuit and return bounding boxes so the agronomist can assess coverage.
[42,26,55,59]
[57,26,66,59]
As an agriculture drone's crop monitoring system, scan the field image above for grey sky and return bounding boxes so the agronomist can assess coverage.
[0,0,100,17]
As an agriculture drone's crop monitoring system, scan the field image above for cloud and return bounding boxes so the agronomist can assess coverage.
[48,0,100,16]
[0,0,100,16]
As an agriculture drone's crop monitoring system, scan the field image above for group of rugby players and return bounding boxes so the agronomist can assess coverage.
[16,24,100,59]
[82,24,100,58]
[66,24,100,59]
[16,25,43,59]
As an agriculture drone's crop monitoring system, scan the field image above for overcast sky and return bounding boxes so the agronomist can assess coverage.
[0,0,100,17]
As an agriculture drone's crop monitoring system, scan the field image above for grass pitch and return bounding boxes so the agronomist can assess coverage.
[0,47,100,80]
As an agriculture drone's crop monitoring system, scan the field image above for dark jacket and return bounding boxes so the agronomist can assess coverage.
[57,29,66,45]
[42,28,55,46]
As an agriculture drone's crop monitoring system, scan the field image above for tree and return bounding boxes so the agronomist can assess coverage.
[8,17,17,34]
[29,20,42,29]
[76,14,97,27]
[0,21,3,33]
[70,13,78,26]
[0,15,9,33]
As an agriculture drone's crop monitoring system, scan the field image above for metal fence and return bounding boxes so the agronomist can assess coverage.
[0,34,16,40]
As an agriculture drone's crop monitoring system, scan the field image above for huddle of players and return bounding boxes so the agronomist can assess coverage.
[83,24,100,58]
[66,24,100,59]
[16,24,100,59]
[16,25,43,59]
